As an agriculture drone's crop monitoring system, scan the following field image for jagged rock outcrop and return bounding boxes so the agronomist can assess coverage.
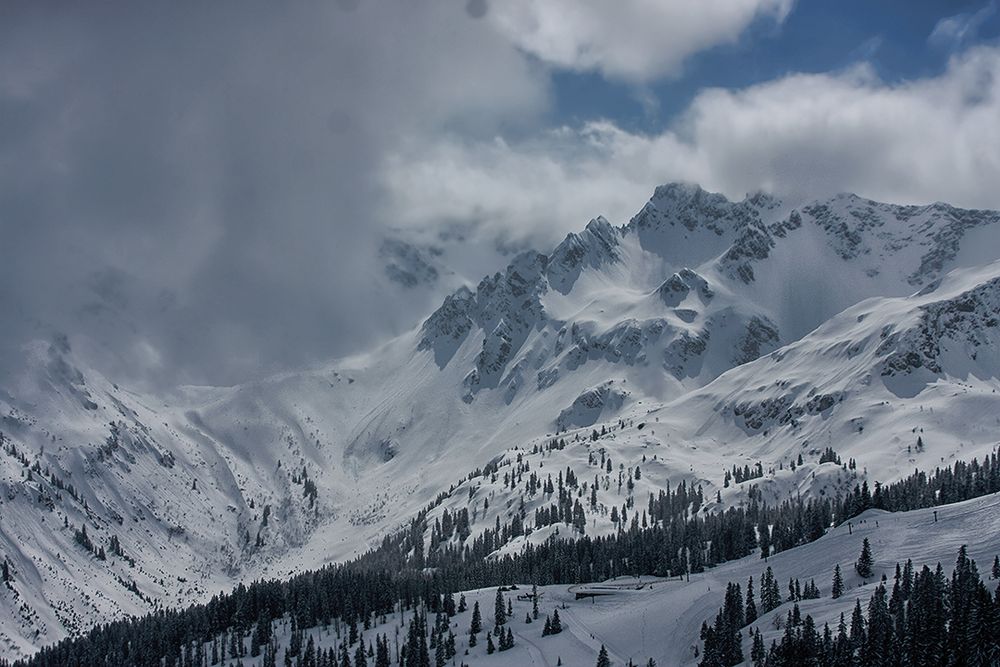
[546,217,621,294]
[657,268,714,307]
[418,287,476,367]
[733,316,781,366]
[732,389,847,432]
[555,381,629,430]
[879,276,1000,377]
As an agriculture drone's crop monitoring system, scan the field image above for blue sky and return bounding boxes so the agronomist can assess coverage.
[552,0,1000,131]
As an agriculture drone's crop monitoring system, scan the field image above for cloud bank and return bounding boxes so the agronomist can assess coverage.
[0,1,546,386]
[3,1,999,390]
[387,46,1000,239]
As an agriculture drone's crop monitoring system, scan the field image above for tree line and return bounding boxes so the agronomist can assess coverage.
[701,544,1000,667]
[8,445,999,667]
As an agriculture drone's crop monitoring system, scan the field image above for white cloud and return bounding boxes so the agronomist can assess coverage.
[382,124,681,248]
[384,46,1000,242]
[486,0,794,81]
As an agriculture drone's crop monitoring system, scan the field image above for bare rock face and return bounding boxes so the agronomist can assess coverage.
[556,381,629,431]
[732,390,847,432]
[418,287,476,368]
[733,316,781,366]
[657,268,714,307]
[879,276,1000,377]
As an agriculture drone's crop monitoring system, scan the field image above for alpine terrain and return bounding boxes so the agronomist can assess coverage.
[3,183,1000,665]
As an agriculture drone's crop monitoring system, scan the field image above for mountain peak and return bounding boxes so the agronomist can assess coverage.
[547,216,622,294]
[650,180,718,201]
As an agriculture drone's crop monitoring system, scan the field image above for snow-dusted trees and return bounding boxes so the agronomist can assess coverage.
[698,582,744,666]
[832,563,844,599]
[744,577,757,623]
[493,587,506,631]
[856,538,874,579]
[595,644,611,667]
[758,567,781,613]
[712,546,1000,667]
[542,608,563,636]
[469,600,482,634]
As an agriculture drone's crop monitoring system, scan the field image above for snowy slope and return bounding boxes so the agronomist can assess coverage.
[401,257,1000,566]
[80,489,1000,667]
[644,259,1000,483]
[2,183,1000,658]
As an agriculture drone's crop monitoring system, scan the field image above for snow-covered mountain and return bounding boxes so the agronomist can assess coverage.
[3,183,1000,659]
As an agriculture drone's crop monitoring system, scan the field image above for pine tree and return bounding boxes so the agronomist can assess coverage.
[832,563,844,599]
[745,577,757,623]
[543,615,552,636]
[596,644,611,667]
[434,635,445,667]
[486,632,495,655]
[856,538,874,579]
[532,584,540,619]
[849,598,865,649]
[833,612,850,665]
[470,601,482,634]
[303,636,316,667]
[349,615,359,646]
[750,629,765,667]
[494,588,507,631]
[500,628,514,651]
[550,609,562,634]
[444,592,456,617]
[862,585,891,666]
[760,566,781,613]
[993,555,1000,580]
[231,628,242,659]
[375,635,390,667]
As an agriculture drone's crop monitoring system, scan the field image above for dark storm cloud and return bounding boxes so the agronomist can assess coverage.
[0,1,547,387]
